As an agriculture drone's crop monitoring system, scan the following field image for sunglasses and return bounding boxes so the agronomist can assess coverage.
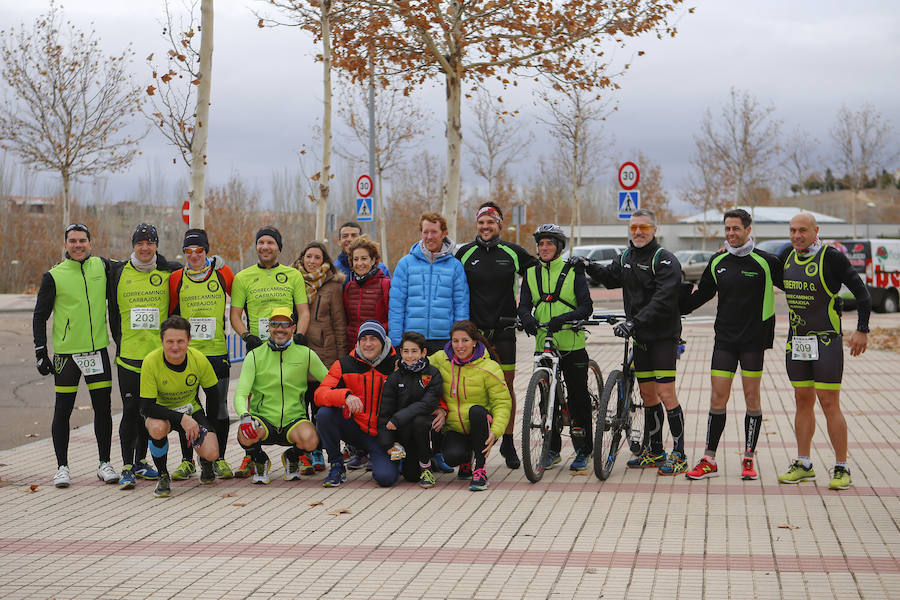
[629,224,654,232]
[268,320,294,329]
[65,223,89,233]
[183,247,205,255]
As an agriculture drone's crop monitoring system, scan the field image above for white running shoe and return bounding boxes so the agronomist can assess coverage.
[54,465,71,488]
[97,461,120,484]
[251,459,271,485]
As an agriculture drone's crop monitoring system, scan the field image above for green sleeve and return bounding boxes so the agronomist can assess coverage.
[198,353,218,388]
[233,351,257,415]
[308,347,328,382]
[139,358,159,400]
[231,272,248,309]
[292,270,308,305]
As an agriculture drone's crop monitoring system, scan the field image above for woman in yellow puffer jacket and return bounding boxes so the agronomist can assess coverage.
[430,320,511,491]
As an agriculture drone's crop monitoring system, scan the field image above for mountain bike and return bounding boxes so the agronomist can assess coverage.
[521,319,603,483]
[592,314,646,481]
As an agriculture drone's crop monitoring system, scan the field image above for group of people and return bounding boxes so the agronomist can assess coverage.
[33,202,870,496]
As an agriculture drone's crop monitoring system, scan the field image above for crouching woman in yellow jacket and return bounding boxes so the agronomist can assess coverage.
[430,320,511,492]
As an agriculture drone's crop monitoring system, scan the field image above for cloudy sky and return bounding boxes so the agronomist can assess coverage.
[1,0,898,212]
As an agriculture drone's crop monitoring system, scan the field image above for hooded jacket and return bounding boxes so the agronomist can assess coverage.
[342,269,390,353]
[388,238,469,340]
[429,344,511,440]
[314,345,398,436]
[377,359,442,433]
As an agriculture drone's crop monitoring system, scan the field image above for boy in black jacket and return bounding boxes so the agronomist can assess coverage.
[378,331,443,487]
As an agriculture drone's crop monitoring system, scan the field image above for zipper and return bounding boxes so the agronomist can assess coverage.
[279,352,285,428]
[455,363,467,434]
[314,295,321,320]
[61,319,70,341]
[80,260,96,351]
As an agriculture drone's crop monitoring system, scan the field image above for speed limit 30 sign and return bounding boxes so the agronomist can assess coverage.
[618,162,640,190]
[356,175,373,198]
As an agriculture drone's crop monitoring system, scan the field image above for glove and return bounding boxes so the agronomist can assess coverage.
[613,320,635,339]
[520,314,538,336]
[239,414,257,438]
[568,255,591,269]
[292,332,307,346]
[546,316,566,333]
[35,346,53,376]
[242,332,263,350]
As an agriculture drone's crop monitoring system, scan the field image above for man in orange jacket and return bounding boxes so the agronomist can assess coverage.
[314,321,399,488]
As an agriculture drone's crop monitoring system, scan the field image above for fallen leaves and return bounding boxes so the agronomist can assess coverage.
[27,484,39,492]
[862,326,900,352]
[327,508,351,516]
[25,433,39,438]
[309,500,324,506]
[777,524,800,530]
[233,503,247,507]
[221,492,236,498]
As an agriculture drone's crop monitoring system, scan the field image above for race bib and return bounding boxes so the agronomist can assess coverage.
[791,335,819,361]
[190,317,215,340]
[172,403,194,415]
[258,317,270,340]
[130,307,160,330]
[72,351,103,376]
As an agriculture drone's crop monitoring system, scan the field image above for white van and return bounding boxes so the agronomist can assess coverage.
[832,239,900,313]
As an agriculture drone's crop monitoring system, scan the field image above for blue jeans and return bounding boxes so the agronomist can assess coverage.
[316,406,398,487]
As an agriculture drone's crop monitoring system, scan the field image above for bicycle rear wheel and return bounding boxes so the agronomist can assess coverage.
[587,360,603,414]
[625,374,644,455]
[522,369,552,483]
[593,369,623,480]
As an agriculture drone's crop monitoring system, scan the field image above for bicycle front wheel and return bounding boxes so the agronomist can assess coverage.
[594,369,623,481]
[522,369,552,483]
[626,373,644,456]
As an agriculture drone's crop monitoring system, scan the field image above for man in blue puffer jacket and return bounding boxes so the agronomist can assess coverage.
[389,212,470,354]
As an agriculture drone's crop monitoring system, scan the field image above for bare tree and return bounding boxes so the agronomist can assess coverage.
[695,88,781,215]
[336,80,428,261]
[781,128,819,196]
[0,1,143,233]
[830,104,896,236]
[145,0,214,228]
[465,87,531,201]
[538,82,611,247]
[683,146,729,250]
[631,151,674,221]
[206,174,260,269]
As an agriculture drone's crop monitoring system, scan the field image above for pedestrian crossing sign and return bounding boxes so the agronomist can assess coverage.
[356,197,373,221]
[618,191,640,220]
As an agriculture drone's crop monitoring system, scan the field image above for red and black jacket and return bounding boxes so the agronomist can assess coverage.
[314,347,398,436]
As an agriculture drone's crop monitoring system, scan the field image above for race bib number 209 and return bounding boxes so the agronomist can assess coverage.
[791,335,819,361]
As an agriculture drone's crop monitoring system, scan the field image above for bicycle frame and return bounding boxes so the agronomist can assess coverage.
[531,335,563,438]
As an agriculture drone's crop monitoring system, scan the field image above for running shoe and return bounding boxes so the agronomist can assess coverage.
[118,467,136,490]
[544,450,562,469]
[53,465,70,488]
[311,449,326,472]
[778,461,815,484]
[252,458,272,485]
[282,451,301,481]
[741,457,759,481]
[346,454,369,470]
[133,460,159,480]
[214,459,234,479]
[299,453,315,476]
[419,468,436,488]
[199,459,215,484]
[569,450,590,472]
[627,448,666,469]
[431,453,454,474]
[829,466,852,490]
[686,457,719,480]
[500,437,521,469]
[234,455,254,479]
[97,461,120,484]
[388,443,407,461]
[469,468,489,491]
[171,459,196,481]
[457,462,473,480]
[154,474,171,498]
[658,451,688,476]
[323,462,347,487]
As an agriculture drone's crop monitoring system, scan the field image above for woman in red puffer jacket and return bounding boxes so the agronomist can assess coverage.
[342,236,390,353]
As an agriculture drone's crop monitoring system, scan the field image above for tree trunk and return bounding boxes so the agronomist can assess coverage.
[189,0,214,229]
[442,69,462,241]
[61,172,70,261]
[316,1,332,242]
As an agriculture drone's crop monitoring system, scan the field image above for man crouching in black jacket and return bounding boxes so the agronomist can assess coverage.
[378,331,443,487]
[582,208,690,476]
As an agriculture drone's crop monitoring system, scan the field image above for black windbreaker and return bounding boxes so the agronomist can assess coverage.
[587,238,682,342]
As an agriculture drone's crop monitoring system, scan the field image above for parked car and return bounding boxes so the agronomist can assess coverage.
[756,239,791,256]
[831,239,900,313]
[571,245,627,285]
[674,250,715,283]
